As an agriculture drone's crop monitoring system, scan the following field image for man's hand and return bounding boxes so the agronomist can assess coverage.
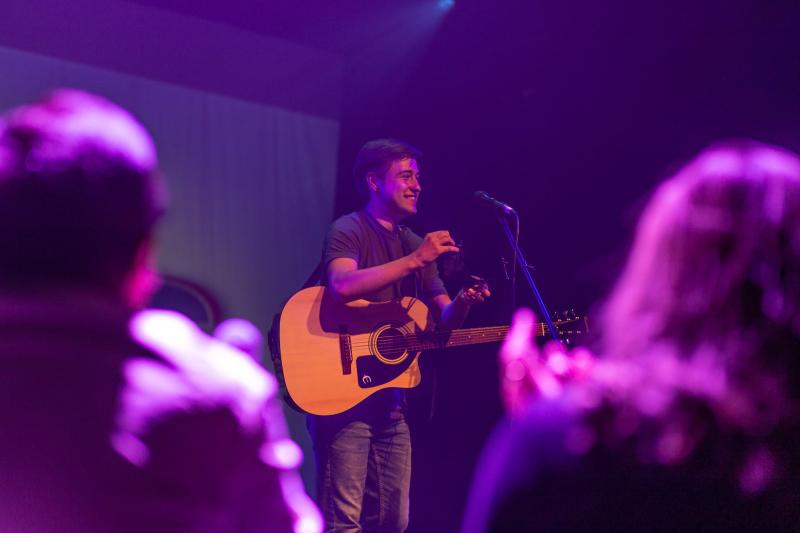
[410,231,460,268]
[457,277,491,306]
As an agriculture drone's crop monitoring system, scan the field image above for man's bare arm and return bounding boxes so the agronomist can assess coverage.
[327,230,459,301]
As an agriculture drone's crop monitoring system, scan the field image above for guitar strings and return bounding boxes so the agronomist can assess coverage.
[349,331,540,357]
[346,325,552,348]
[346,325,513,347]
[345,320,581,352]
[348,338,510,351]
[349,334,511,349]
[347,338,567,355]
[344,320,579,350]
[346,324,558,351]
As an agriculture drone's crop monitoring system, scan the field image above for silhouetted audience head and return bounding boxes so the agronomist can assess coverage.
[0,90,165,304]
[594,141,800,476]
[0,90,318,532]
[602,139,800,362]
[466,140,800,532]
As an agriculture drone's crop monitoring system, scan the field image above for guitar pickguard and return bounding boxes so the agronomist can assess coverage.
[355,352,418,389]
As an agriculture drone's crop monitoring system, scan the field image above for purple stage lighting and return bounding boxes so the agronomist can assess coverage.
[438,0,455,10]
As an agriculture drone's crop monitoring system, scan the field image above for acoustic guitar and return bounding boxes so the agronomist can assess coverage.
[269,286,586,416]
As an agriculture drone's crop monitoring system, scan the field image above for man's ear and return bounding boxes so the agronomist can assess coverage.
[366,172,380,193]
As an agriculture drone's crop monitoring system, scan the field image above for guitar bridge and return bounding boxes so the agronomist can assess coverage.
[339,325,352,375]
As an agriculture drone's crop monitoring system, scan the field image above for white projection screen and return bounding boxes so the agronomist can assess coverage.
[0,44,339,340]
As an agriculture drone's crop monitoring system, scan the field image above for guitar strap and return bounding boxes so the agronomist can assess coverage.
[398,225,437,423]
[398,225,421,300]
[357,211,404,299]
[359,213,437,421]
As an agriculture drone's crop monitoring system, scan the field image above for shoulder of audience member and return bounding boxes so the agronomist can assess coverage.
[486,392,590,483]
[125,309,276,433]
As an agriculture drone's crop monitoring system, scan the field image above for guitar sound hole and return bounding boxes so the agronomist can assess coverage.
[376,328,407,361]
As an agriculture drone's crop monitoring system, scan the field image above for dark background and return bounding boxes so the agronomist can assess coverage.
[131,0,800,529]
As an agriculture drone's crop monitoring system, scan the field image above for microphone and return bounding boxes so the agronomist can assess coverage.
[474,190,516,215]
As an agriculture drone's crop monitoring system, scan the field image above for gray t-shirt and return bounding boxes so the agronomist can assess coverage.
[320,210,448,417]
[323,210,447,302]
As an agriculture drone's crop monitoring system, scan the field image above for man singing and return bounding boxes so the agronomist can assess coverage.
[309,139,490,532]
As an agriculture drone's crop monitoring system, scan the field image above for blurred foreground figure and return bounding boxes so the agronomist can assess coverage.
[0,90,320,532]
[465,140,800,532]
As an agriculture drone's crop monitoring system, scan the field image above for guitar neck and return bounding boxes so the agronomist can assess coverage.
[408,322,552,352]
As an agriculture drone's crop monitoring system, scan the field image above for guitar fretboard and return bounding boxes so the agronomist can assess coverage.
[403,323,555,352]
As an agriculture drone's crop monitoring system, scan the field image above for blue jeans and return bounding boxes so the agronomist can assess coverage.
[308,413,411,532]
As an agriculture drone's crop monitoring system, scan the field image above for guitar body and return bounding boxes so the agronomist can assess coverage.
[277,286,432,416]
[272,286,584,415]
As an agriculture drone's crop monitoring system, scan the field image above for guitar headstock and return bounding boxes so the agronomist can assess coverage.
[552,309,588,346]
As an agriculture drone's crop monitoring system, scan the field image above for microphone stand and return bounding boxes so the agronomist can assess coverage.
[496,211,559,342]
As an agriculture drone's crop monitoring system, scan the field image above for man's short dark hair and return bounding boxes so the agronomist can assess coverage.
[353,138,421,199]
[0,89,166,291]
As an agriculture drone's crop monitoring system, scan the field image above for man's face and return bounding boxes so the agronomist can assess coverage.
[373,158,421,218]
